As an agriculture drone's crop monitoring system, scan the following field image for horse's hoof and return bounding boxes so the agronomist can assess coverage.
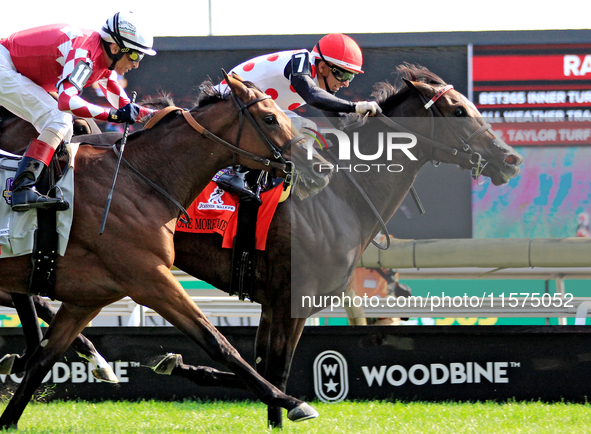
[287,403,319,422]
[153,353,182,375]
[92,367,119,384]
[0,354,17,375]
[0,422,17,430]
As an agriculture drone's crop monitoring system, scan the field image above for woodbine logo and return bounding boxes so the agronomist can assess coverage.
[313,350,349,403]
[362,361,513,387]
[304,127,418,173]
[0,361,131,384]
[313,350,516,400]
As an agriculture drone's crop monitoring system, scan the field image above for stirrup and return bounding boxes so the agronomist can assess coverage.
[11,187,69,212]
[216,171,259,200]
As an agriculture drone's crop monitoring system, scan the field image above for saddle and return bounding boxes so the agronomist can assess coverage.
[12,144,71,299]
[215,166,283,300]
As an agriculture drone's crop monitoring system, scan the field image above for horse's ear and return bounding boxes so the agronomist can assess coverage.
[404,79,436,99]
[402,78,415,90]
[231,72,245,82]
[221,68,248,99]
[222,69,231,85]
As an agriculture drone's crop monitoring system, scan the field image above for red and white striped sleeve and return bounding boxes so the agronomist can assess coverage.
[57,80,112,121]
[57,46,130,121]
[95,72,131,109]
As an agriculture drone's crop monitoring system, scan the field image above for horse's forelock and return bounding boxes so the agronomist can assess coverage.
[372,63,447,112]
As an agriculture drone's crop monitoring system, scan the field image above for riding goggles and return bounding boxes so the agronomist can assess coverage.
[329,64,356,82]
[123,49,144,62]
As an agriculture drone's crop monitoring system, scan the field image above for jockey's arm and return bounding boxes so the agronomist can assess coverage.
[290,73,356,114]
[57,70,153,123]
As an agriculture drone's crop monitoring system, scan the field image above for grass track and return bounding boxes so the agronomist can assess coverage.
[1,400,591,433]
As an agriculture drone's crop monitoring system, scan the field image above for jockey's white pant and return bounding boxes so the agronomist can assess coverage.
[0,44,73,150]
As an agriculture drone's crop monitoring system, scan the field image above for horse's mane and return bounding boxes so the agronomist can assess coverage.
[195,79,265,108]
[372,63,447,114]
[139,93,175,110]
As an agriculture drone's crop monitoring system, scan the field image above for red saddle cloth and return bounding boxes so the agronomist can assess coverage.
[175,180,283,250]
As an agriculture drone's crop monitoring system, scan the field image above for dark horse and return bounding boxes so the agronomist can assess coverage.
[0,64,523,428]
[166,64,522,425]
[0,72,320,430]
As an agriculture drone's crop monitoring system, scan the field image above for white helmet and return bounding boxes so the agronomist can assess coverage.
[100,11,156,56]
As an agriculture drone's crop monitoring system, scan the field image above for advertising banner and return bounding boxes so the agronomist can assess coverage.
[1,327,589,403]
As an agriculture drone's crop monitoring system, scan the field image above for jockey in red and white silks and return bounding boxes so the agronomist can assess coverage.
[0,11,156,212]
[216,34,381,168]
[219,34,381,120]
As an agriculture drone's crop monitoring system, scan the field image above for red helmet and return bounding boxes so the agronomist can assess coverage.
[311,34,364,74]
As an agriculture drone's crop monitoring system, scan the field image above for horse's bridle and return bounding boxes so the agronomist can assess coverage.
[388,84,494,183]
[145,91,305,186]
[126,89,304,222]
[338,83,498,250]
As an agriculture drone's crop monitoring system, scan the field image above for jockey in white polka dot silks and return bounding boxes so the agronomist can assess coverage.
[0,11,157,212]
[215,34,381,197]
[220,33,381,120]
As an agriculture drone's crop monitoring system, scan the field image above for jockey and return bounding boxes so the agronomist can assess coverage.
[215,34,380,196]
[220,33,381,120]
[0,11,157,212]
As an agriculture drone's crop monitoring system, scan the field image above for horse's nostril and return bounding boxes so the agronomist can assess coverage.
[504,154,520,166]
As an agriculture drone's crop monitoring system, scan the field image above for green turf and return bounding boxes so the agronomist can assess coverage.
[1,400,591,433]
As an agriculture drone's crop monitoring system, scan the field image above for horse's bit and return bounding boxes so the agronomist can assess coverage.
[336,84,498,250]
[411,84,492,184]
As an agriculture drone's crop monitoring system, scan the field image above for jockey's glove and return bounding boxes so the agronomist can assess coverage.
[355,101,382,116]
[108,103,141,124]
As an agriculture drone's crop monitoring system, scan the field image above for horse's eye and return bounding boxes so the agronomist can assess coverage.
[454,107,467,117]
[263,114,277,125]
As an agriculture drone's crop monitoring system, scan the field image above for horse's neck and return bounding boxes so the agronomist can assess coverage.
[123,109,236,211]
[328,121,427,223]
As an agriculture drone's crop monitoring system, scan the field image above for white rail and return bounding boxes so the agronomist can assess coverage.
[1,239,588,325]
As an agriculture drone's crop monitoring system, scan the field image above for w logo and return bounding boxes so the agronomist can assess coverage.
[313,350,349,403]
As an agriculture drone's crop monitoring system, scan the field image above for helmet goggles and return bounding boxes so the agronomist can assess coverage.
[328,64,355,82]
[122,48,144,62]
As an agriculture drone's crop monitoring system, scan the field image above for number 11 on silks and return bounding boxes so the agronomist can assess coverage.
[291,52,311,76]
[68,60,93,93]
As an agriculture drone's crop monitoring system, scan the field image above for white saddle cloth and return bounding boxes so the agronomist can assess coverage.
[0,144,77,258]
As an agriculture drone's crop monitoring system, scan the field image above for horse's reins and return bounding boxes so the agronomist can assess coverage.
[323,145,393,250]
[376,84,492,182]
[144,103,301,176]
[334,83,495,250]
[115,90,303,222]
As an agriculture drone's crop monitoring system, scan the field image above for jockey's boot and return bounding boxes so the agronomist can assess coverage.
[216,166,258,200]
[11,139,69,212]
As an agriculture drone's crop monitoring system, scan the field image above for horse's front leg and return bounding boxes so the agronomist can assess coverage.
[256,304,307,428]
[154,353,247,389]
[0,293,43,375]
[0,293,117,382]
[129,273,317,422]
[0,303,101,430]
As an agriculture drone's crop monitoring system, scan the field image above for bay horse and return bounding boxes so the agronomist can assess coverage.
[163,63,523,426]
[0,72,320,430]
[0,107,118,383]
[0,64,523,428]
